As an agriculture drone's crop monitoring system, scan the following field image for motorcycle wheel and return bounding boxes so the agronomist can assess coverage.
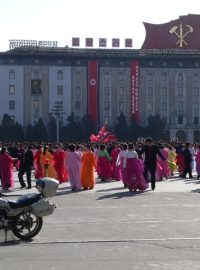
[12,210,43,240]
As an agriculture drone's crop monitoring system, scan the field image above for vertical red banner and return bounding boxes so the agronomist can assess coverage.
[88,61,99,124]
[130,61,139,122]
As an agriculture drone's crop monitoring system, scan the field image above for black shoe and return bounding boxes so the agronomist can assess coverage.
[20,186,26,189]
[26,186,32,189]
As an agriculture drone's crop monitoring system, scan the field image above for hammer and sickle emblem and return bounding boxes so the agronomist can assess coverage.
[169,23,193,47]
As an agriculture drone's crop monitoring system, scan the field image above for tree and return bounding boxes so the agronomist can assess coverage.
[48,116,57,141]
[1,114,15,141]
[26,124,35,142]
[81,114,96,140]
[14,122,24,142]
[34,118,48,141]
[147,114,165,140]
[66,112,82,141]
[114,112,128,141]
[129,114,142,141]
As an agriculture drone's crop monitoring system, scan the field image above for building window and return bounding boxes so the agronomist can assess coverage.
[9,85,15,94]
[9,70,15,80]
[57,70,63,80]
[194,87,199,97]
[104,101,110,111]
[33,116,39,124]
[119,102,124,111]
[178,116,183,125]
[162,74,167,81]
[33,100,40,114]
[104,87,109,95]
[34,71,39,80]
[119,72,124,81]
[194,102,199,112]
[178,101,184,112]
[75,101,81,110]
[194,116,199,125]
[147,102,153,111]
[162,102,167,112]
[148,87,153,96]
[178,73,183,81]
[75,94,81,101]
[148,73,153,81]
[162,87,167,96]
[75,72,81,81]
[178,87,183,96]
[104,72,110,81]
[31,80,41,95]
[9,100,15,110]
[119,87,124,96]
[75,86,81,95]
[57,86,63,95]
[194,74,199,83]
[104,116,110,125]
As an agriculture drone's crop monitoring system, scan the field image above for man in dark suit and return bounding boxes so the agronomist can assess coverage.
[182,143,193,179]
[18,143,34,189]
[139,137,165,190]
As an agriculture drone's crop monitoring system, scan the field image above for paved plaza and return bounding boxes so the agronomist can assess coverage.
[1,171,200,269]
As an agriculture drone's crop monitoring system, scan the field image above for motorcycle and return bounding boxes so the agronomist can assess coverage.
[0,177,59,242]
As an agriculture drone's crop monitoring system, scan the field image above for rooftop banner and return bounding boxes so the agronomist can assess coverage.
[125,38,132,48]
[72,37,80,47]
[142,14,200,49]
[112,38,120,47]
[85,38,93,47]
[99,38,107,47]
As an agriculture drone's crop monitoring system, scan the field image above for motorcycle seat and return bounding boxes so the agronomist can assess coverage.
[8,193,41,209]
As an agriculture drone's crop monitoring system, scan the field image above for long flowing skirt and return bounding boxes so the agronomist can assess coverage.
[98,156,112,180]
[125,158,148,191]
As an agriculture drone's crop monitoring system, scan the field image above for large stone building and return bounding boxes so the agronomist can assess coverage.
[1,14,200,142]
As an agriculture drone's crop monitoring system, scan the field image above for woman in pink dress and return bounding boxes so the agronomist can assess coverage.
[65,144,82,191]
[111,143,121,181]
[0,146,16,190]
[116,143,128,187]
[157,145,171,180]
[195,144,200,179]
[34,144,44,179]
[98,144,112,181]
[123,143,148,192]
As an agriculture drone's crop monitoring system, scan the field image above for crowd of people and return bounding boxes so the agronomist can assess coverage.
[0,138,199,192]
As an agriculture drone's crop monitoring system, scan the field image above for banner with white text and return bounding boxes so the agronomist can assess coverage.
[130,61,139,122]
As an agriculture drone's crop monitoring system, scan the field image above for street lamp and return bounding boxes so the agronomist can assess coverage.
[51,101,65,143]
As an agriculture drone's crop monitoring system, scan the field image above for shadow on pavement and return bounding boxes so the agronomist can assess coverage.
[97,190,150,200]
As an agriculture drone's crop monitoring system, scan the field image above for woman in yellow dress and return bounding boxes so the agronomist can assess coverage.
[168,145,177,176]
[40,146,57,178]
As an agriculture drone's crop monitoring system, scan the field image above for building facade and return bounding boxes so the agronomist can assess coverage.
[0,14,200,142]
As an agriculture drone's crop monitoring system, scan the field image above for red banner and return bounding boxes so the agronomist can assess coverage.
[88,61,99,124]
[130,61,139,122]
[72,37,80,47]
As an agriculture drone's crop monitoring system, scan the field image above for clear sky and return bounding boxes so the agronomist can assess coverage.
[0,0,200,51]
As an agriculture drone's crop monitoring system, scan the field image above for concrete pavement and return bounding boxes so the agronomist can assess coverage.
[1,171,200,269]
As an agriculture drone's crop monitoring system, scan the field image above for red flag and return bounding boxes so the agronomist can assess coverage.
[103,134,117,143]
[90,134,97,142]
